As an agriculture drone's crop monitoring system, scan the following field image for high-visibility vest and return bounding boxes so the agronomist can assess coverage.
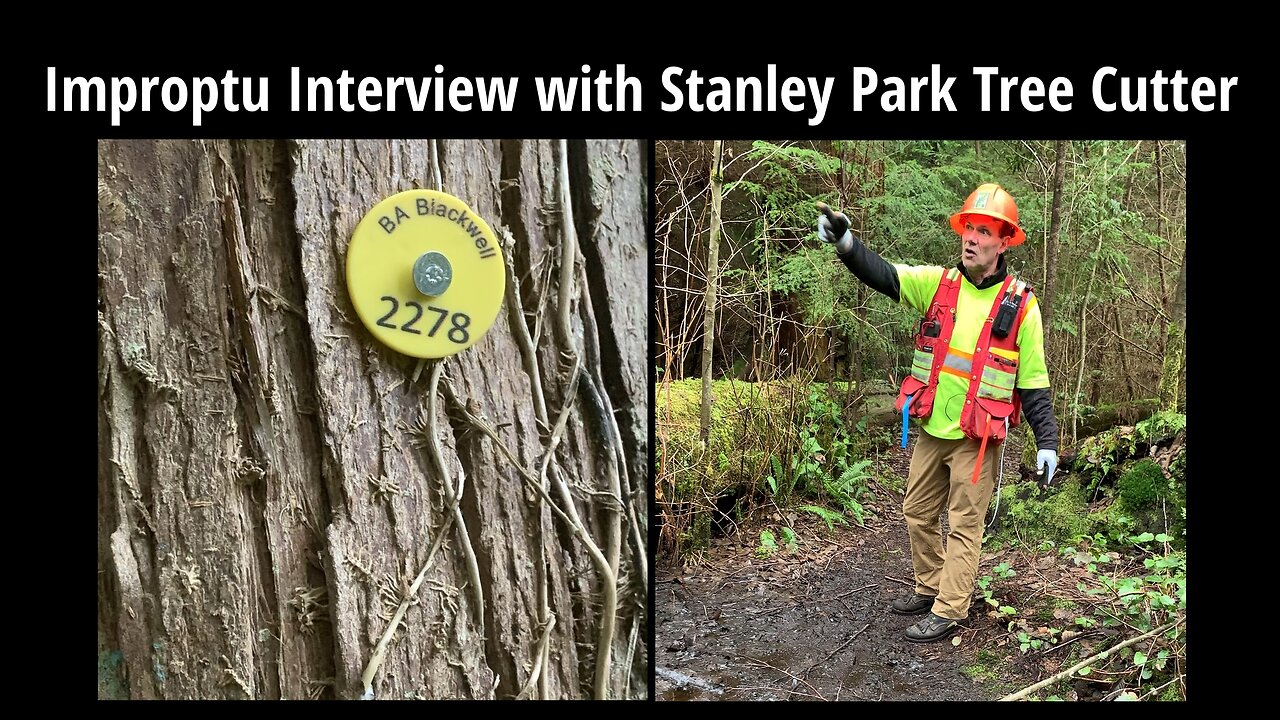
[894,269,1034,444]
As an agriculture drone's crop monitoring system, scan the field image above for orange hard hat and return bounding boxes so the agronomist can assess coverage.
[949,183,1026,247]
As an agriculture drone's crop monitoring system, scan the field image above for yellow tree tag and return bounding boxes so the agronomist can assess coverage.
[347,189,506,358]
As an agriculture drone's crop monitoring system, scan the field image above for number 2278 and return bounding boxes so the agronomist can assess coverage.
[377,296,471,344]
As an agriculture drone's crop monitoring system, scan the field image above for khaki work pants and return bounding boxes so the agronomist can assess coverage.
[902,430,1000,620]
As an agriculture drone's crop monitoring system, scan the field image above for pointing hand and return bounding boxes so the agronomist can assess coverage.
[817,201,852,246]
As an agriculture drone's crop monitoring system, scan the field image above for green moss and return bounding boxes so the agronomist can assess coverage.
[658,379,785,497]
[988,478,1093,549]
[1019,425,1038,470]
[962,649,1005,683]
[1117,459,1167,510]
[1089,502,1136,538]
[659,378,873,557]
[1094,459,1186,548]
[658,378,862,499]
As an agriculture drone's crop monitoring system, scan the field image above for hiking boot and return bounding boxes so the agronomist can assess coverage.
[889,592,935,615]
[904,612,959,643]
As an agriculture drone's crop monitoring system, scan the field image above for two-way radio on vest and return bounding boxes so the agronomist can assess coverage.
[992,285,1024,339]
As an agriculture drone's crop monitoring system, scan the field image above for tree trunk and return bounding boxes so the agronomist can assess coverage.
[1041,140,1066,335]
[1071,230,1107,446]
[755,205,773,383]
[699,141,724,445]
[1155,141,1167,295]
[1113,305,1135,399]
[97,139,648,700]
[1158,254,1187,412]
[1087,310,1105,408]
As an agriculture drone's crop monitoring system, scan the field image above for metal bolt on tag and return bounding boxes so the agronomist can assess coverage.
[347,189,506,359]
[413,251,453,296]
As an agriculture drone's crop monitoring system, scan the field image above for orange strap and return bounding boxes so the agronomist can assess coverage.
[972,411,990,485]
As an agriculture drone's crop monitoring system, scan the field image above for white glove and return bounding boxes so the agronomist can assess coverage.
[1036,449,1058,485]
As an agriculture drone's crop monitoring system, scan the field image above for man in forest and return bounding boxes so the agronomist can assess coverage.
[817,184,1059,643]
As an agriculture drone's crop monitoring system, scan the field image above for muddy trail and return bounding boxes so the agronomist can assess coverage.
[656,432,1070,702]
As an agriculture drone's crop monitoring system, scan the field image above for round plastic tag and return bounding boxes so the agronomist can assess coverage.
[347,189,506,358]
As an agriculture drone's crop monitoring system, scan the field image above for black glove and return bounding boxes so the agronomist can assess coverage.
[817,202,852,245]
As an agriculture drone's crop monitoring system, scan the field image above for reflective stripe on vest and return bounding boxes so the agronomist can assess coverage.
[942,347,973,378]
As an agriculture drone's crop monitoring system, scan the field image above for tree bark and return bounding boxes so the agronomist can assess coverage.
[1113,305,1135,399]
[1071,230,1107,446]
[1158,254,1187,412]
[699,141,724,445]
[1155,140,1167,295]
[1041,139,1066,336]
[97,139,648,700]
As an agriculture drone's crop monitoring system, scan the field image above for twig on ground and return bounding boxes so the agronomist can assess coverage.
[999,617,1184,701]
[813,584,877,605]
[1040,630,1100,655]
[806,623,870,677]
[726,685,827,701]
[736,652,827,701]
